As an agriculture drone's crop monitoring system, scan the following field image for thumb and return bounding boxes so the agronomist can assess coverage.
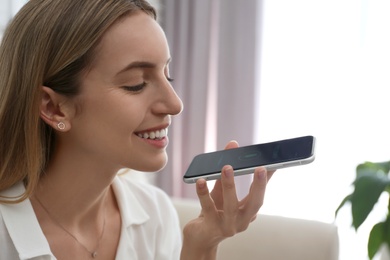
[224,140,239,150]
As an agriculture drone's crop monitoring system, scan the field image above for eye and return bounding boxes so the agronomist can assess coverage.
[122,82,147,92]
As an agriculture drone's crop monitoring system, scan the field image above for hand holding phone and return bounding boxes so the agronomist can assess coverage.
[183,135,316,183]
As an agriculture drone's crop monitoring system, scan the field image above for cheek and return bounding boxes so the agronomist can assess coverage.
[71,89,151,146]
[80,94,141,126]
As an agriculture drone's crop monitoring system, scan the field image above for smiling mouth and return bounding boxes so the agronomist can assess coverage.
[136,128,168,140]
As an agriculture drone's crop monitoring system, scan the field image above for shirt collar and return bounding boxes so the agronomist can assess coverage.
[0,182,54,259]
[112,175,150,228]
[0,175,150,260]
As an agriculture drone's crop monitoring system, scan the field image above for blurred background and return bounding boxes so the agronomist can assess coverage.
[2,1,390,259]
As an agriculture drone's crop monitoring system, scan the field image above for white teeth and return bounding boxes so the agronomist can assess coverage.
[138,128,168,140]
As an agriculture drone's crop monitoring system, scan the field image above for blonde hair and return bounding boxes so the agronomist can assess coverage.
[0,0,156,204]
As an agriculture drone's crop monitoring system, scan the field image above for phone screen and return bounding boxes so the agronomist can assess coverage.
[184,135,315,180]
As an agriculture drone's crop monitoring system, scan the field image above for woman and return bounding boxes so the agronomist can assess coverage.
[0,0,272,259]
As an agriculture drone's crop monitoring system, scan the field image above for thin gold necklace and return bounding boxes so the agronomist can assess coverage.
[34,196,106,258]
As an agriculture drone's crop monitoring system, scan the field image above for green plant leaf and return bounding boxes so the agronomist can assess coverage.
[368,222,385,259]
[386,217,390,252]
[335,194,352,217]
[351,175,390,229]
[357,161,390,178]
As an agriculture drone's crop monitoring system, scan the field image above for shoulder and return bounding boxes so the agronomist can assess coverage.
[0,212,19,259]
[0,183,54,260]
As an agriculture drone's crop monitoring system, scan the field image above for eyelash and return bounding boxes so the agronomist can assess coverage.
[123,77,174,92]
[167,77,174,82]
[123,82,147,92]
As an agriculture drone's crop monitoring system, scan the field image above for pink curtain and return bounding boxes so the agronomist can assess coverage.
[156,0,263,200]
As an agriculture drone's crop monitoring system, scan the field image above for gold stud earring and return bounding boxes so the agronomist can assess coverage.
[57,122,66,130]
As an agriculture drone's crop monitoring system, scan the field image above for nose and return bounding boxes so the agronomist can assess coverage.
[152,78,183,116]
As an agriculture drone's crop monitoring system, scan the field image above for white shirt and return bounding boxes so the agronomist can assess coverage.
[0,175,182,260]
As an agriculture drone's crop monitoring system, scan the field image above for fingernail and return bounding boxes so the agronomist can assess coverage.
[197,179,206,189]
[257,168,266,180]
[224,166,234,178]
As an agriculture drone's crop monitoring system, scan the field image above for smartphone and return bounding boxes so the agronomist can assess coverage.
[183,135,316,183]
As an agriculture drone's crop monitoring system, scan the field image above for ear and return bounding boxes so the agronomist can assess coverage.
[40,86,72,131]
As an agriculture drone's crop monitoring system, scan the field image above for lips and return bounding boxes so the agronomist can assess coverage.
[136,128,168,140]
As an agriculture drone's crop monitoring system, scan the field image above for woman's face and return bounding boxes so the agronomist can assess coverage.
[66,11,183,172]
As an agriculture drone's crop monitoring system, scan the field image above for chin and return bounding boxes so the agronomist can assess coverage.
[133,156,168,172]
[145,163,167,172]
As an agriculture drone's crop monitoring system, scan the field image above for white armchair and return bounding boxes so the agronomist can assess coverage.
[172,198,339,260]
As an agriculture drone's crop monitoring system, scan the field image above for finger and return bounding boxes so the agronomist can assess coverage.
[196,178,216,215]
[224,140,239,150]
[221,165,239,215]
[210,179,224,209]
[250,214,258,222]
[238,168,274,210]
[267,169,275,181]
[210,141,239,208]
[243,167,268,215]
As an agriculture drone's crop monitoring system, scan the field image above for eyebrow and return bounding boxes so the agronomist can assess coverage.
[116,57,172,76]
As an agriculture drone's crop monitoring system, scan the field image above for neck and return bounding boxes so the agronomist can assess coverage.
[36,185,107,228]
[32,184,113,259]
[30,145,122,259]
[33,164,117,227]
